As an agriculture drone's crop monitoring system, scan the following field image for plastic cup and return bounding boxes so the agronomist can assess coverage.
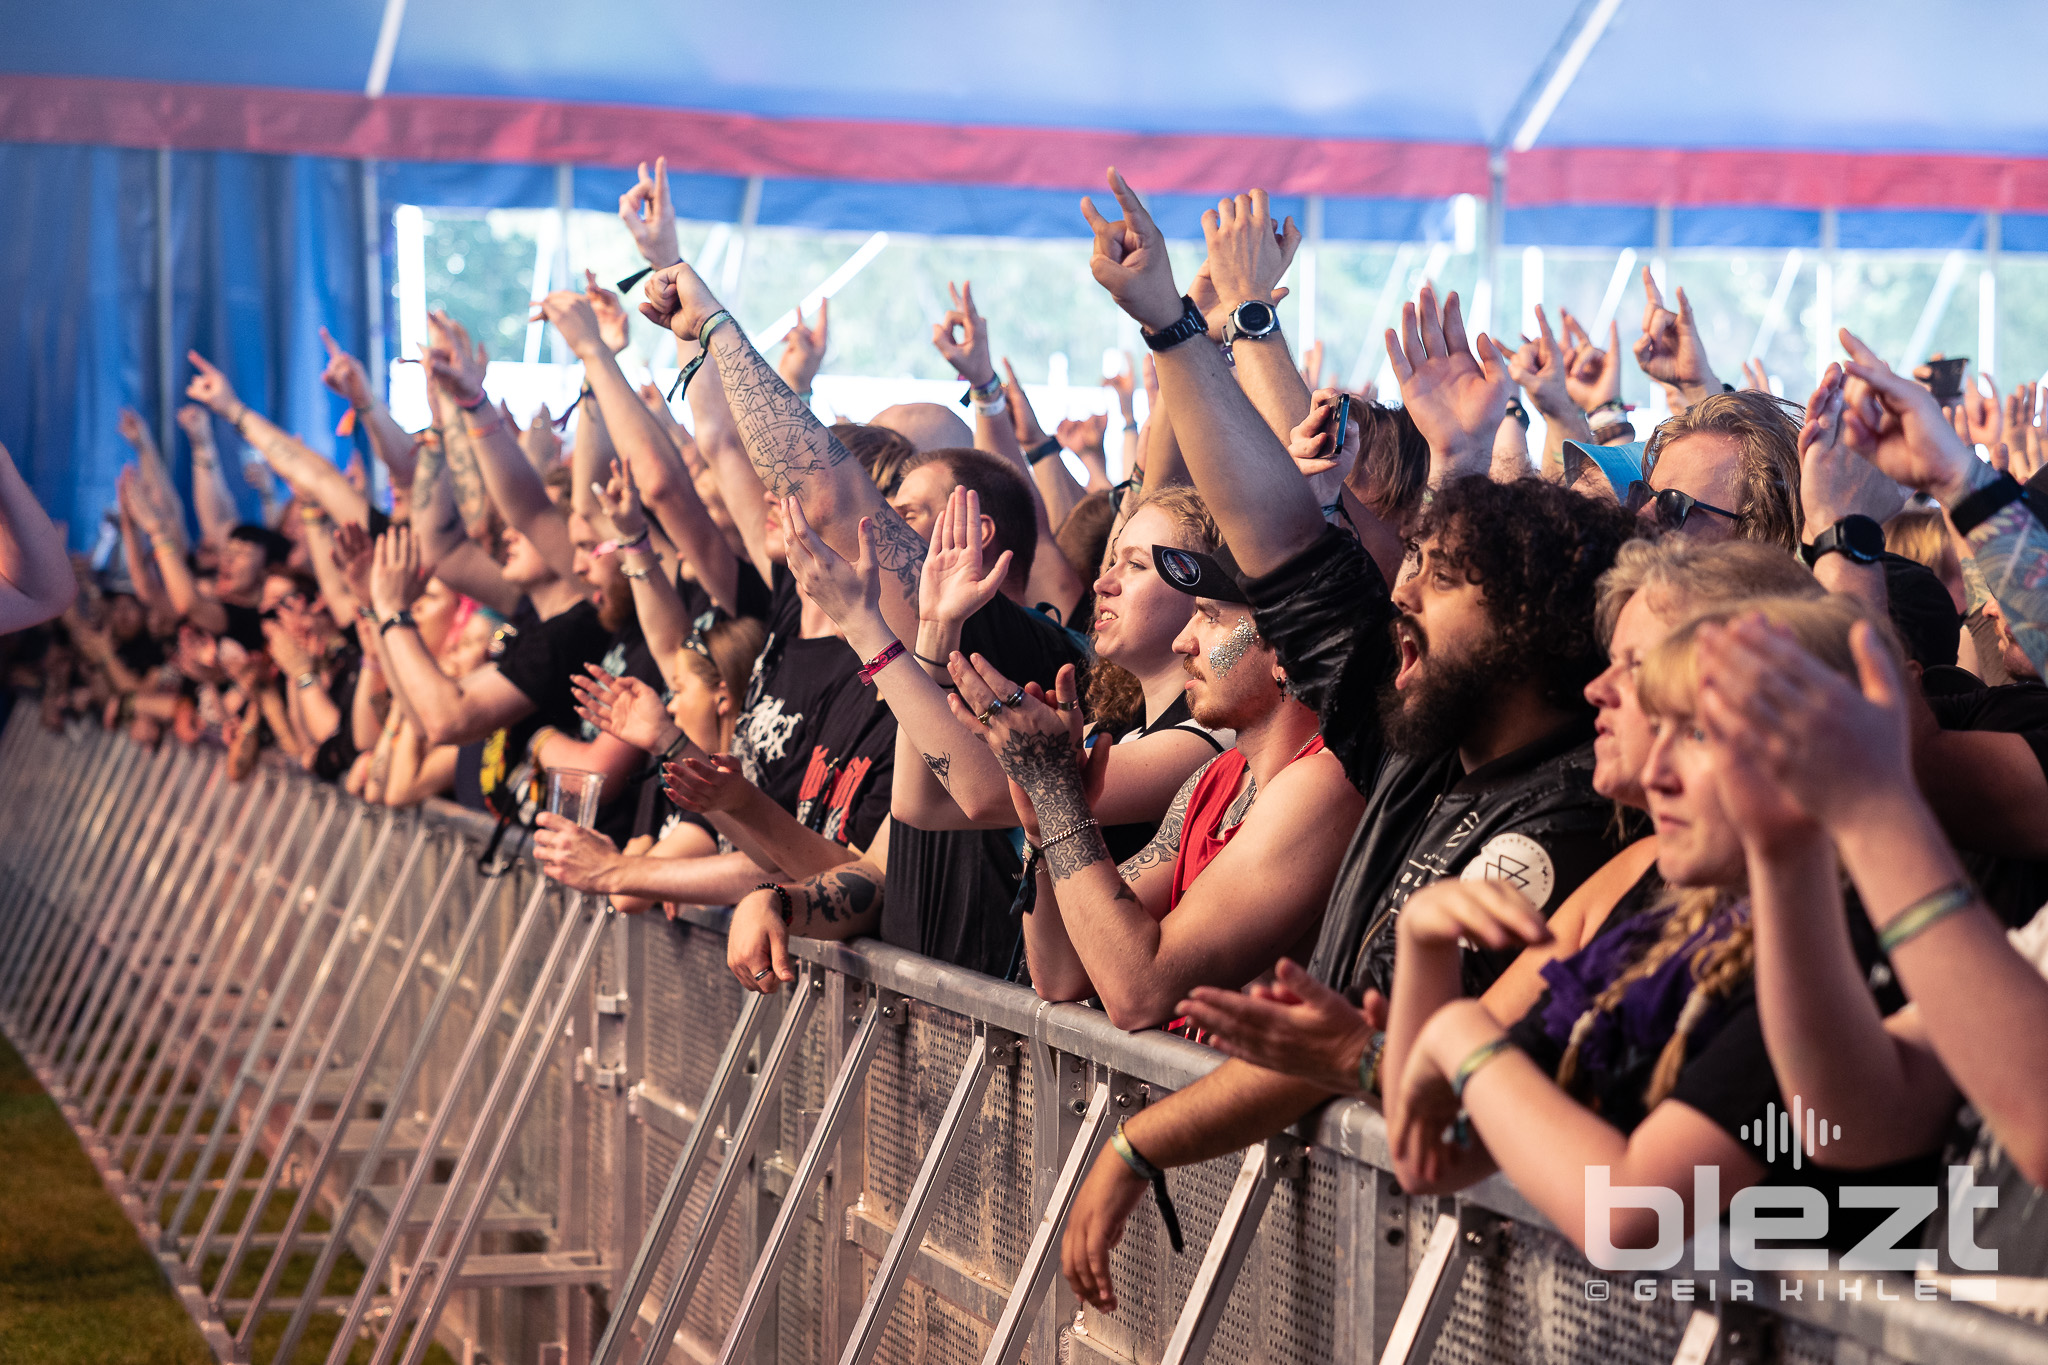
[546,769,605,830]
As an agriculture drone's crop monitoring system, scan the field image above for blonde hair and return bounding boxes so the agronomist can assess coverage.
[1884,507,1944,568]
[1559,593,1894,1108]
[1594,537,1822,650]
[1645,391,1806,550]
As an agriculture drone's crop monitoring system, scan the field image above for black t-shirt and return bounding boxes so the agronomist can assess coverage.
[1101,694,1227,864]
[454,599,608,816]
[882,596,1084,978]
[1925,680,2048,927]
[1508,873,1939,1254]
[581,618,670,844]
[730,568,894,848]
[219,601,267,651]
[676,555,774,633]
[115,630,167,677]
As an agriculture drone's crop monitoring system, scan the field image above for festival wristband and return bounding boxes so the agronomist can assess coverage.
[1027,435,1063,466]
[1111,1121,1184,1253]
[1357,1031,1387,1097]
[858,639,906,685]
[1443,1035,1515,1148]
[1876,881,1978,954]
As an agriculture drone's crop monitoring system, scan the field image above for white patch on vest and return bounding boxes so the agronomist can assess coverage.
[1459,831,1556,908]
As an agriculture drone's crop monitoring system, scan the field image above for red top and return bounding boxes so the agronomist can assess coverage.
[1165,735,1326,916]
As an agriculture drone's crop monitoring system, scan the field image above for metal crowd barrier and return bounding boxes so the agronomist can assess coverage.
[4,709,2047,1365]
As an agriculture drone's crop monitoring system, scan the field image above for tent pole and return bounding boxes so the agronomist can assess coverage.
[1300,194,1323,358]
[1814,208,1837,388]
[156,147,174,478]
[1479,152,1505,340]
[1981,212,2000,380]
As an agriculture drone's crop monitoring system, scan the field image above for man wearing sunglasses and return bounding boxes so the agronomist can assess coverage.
[1587,390,1805,547]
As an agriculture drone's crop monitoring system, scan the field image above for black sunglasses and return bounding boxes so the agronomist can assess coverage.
[1624,480,1739,531]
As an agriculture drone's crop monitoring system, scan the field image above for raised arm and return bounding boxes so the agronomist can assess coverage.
[683,320,778,582]
[177,404,240,547]
[1000,359,1089,529]
[780,489,1015,828]
[122,467,226,634]
[543,286,741,620]
[1506,307,1595,480]
[1633,267,1723,413]
[0,439,77,632]
[320,327,418,494]
[934,283,1082,615]
[1198,191,1314,444]
[119,408,189,555]
[183,352,372,528]
[641,262,926,640]
[1079,171,1321,577]
[422,312,578,581]
[368,526,532,747]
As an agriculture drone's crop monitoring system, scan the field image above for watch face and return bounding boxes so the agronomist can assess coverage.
[1233,300,1277,336]
[1841,515,1884,561]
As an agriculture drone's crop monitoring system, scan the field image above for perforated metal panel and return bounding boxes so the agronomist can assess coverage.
[6,719,2043,1365]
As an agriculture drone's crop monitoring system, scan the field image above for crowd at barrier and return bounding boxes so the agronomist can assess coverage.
[13,156,2048,1353]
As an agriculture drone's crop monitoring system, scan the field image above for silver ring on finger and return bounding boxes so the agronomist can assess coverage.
[1003,688,1025,709]
[752,967,774,982]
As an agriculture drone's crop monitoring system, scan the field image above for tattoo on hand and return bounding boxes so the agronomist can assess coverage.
[805,866,880,924]
[922,751,952,790]
[996,731,1104,880]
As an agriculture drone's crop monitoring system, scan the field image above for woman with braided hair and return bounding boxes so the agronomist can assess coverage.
[1381,594,1938,1261]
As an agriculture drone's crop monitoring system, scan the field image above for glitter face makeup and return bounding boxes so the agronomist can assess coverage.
[1207,615,1259,678]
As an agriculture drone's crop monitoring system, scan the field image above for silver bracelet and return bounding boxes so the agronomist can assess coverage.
[1038,817,1100,851]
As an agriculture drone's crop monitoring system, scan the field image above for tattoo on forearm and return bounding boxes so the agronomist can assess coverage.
[715,329,850,498]
[1968,503,2048,676]
[922,751,952,790]
[444,428,489,529]
[803,865,881,924]
[868,507,929,598]
[1118,765,1203,881]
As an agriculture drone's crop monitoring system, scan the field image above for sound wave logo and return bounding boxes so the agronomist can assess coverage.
[1739,1095,1840,1171]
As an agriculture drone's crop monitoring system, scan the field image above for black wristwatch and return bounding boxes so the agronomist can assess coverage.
[379,609,418,636]
[1026,435,1063,466]
[1798,514,1883,568]
[1141,295,1209,352]
[1222,299,1279,346]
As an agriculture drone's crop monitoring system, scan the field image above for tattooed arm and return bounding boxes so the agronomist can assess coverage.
[729,826,893,993]
[183,354,374,529]
[423,311,579,580]
[966,651,1359,1029]
[1022,765,1198,1002]
[642,262,928,645]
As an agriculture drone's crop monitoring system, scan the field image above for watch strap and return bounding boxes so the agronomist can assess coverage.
[1026,435,1063,466]
[1949,472,2026,536]
[1141,296,1208,353]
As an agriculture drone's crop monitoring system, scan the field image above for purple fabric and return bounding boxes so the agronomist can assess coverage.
[1534,898,1747,1080]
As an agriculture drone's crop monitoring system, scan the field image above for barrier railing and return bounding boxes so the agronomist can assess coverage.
[3,709,2046,1365]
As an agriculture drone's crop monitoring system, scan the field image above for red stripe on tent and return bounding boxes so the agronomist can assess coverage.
[9,75,2048,212]
[0,75,1486,199]
[1509,145,2048,211]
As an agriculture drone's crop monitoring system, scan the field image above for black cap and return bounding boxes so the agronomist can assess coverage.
[1152,544,1250,605]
